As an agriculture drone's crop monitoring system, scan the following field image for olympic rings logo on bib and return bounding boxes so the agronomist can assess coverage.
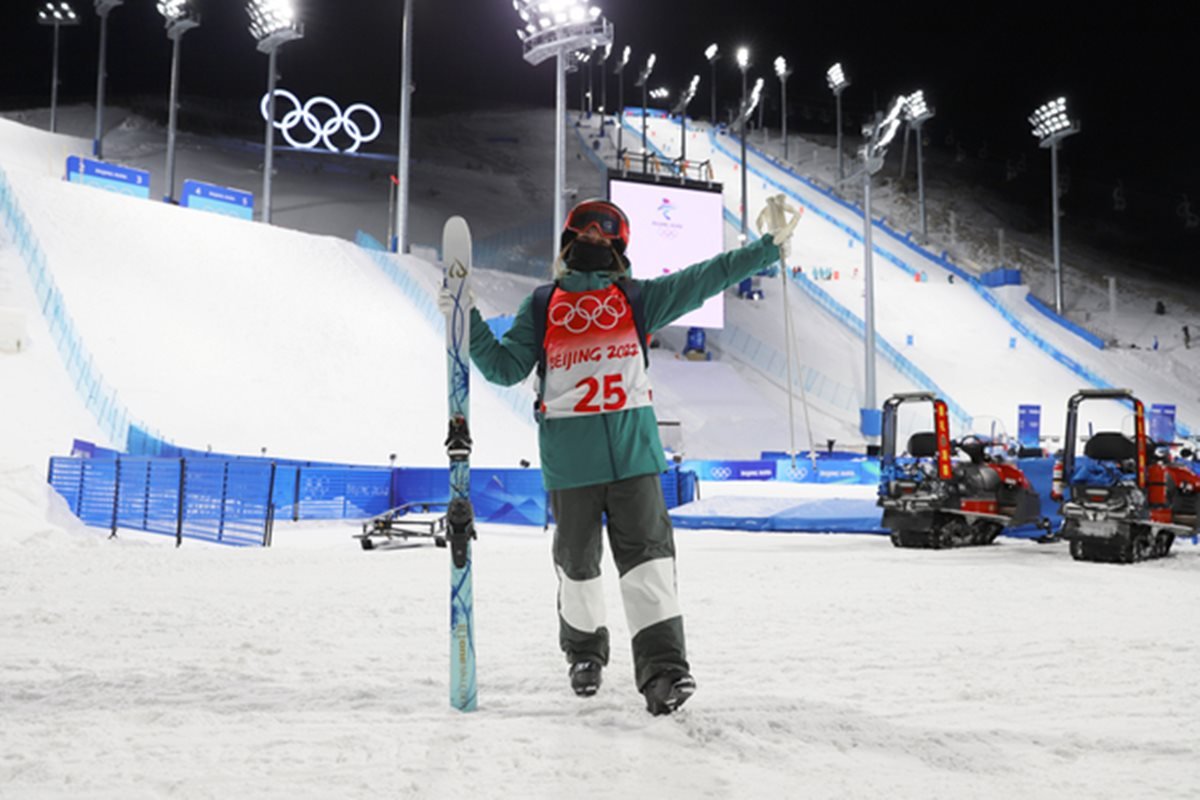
[548,292,628,334]
[259,89,382,154]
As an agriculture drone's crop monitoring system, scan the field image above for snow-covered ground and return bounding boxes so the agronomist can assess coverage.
[3,105,1200,798]
[3,511,1198,798]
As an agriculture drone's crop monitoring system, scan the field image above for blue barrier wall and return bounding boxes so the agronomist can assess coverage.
[54,440,699,543]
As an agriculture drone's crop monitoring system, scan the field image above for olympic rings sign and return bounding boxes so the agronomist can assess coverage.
[710,466,733,480]
[548,294,627,334]
[259,89,382,154]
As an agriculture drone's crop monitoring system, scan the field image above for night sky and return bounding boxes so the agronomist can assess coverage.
[1,1,1195,269]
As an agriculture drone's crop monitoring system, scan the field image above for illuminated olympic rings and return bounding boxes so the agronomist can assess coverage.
[259,89,382,154]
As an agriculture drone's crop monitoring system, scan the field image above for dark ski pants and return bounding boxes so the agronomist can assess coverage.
[549,473,690,690]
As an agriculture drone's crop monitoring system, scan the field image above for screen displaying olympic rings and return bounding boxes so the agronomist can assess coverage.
[259,89,382,154]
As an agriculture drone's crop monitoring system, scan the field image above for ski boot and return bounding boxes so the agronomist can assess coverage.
[569,660,603,697]
[642,671,696,715]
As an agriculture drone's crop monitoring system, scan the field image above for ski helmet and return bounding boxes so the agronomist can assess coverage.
[560,199,630,255]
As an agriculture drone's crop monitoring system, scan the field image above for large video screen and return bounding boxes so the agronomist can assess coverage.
[608,175,726,329]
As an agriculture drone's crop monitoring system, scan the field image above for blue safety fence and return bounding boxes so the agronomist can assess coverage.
[57,439,699,542]
[1025,293,1108,350]
[48,455,275,547]
[980,267,1022,288]
[0,166,165,451]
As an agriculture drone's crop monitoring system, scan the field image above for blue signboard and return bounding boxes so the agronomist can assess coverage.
[681,460,777,481]
[1149,404,1176,443]
[1018,404,1041,448]
[181,179,255,220]
[65,155,150,199]
[773,457,880,485]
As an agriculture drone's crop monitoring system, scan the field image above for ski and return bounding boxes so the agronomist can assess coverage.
[442,215,477,712]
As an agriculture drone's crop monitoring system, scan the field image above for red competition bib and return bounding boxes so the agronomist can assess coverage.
[541,285,652,419]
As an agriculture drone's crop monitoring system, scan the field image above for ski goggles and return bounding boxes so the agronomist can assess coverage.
[564,201,630,246]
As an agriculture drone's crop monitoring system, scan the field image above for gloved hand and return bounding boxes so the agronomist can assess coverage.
[755,193,802,259]
[438,282,474,316]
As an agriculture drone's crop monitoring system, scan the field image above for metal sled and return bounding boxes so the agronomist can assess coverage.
[354,501,449,551]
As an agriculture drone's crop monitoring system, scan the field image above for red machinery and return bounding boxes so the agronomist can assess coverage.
[1053,389,1199,562]
[878,393,1047,548]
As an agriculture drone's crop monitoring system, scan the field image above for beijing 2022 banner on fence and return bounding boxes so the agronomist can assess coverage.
[608,173,726,329]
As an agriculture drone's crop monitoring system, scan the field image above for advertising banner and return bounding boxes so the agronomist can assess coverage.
[65,156,150,199]
[181,179,255,220]
[1018,404,1041,448]
[1149,404,1176,443]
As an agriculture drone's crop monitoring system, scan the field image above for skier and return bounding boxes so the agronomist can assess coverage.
[444,196,797,715]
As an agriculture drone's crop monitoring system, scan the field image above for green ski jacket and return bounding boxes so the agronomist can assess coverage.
[468,234,781,490]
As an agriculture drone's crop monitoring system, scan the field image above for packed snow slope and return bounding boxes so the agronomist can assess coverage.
[0,114,537,469]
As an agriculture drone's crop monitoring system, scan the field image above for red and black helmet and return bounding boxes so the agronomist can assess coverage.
[560,198,630,254]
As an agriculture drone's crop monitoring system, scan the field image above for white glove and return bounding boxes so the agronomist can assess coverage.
[755,193,802,258]
[438,282,474,316]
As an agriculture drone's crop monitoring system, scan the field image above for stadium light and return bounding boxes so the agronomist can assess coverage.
[247,0,304,225]
[395,0,413,252]
[735,76,765,300]
[156,0,200,205]
[635,53,656,172]
[599,42,612,123]
[856,95,906,444]
[671,74,700,165]
[513,0,613,257]
[704,43,719,124]
[903,90,935,240]
[613,45,631,160]
[736,47,750,243]
[774,56,792,161]
[37,2,80,134]
[1028,97,1080,315]
[826,62,850,181]
[92,0,123,159]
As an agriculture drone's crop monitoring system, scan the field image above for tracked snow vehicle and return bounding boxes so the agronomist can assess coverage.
[878,392,1046,548]
[1053,389,1198,563]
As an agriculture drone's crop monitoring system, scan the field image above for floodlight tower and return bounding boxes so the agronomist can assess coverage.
[736,47,750,240]
[513,0,613,255]
[248,0,303,225]
[156,0,200,205]
[903,90,935,240]
[92,0,123,159]
[599,42,612,124]
[395,0,414,253]
[774,56,792,161]
[38,3,80,134]
[704,44,719,124]
[856,96,905,442]
[1029,97,1080,315]
[671,74,700,166]
[635,53,656,173]
[613,45,631,159]
[826,62,850,181]
[735,76,764,299]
